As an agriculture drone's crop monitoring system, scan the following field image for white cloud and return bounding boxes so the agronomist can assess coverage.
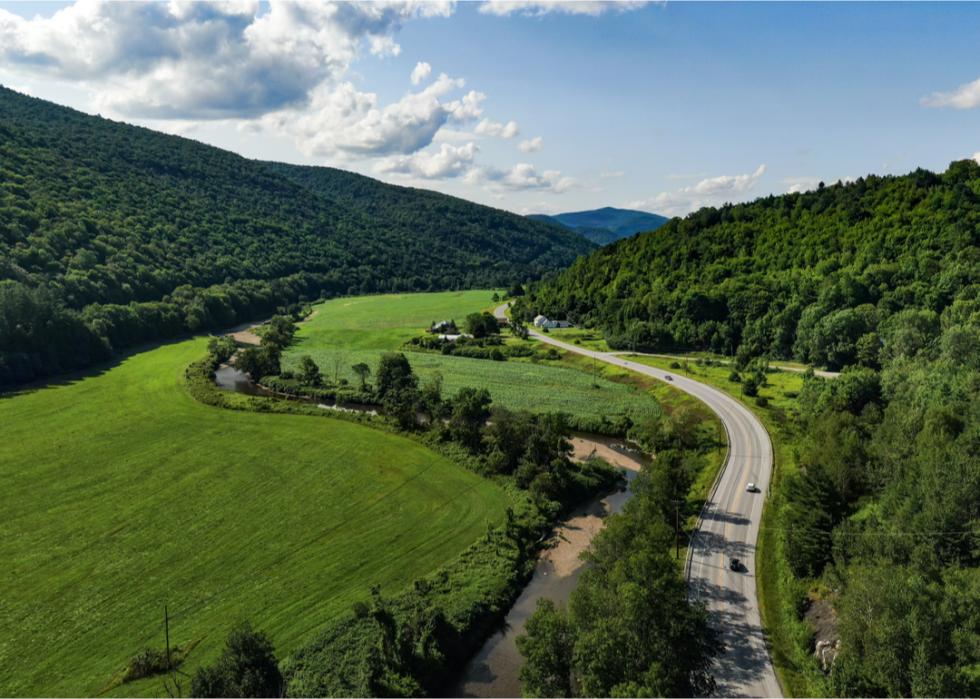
[973,152,980,164]
[475,118,520,139]
[0,0,453,119]
[479,1,649,17]
[600,169,625,178]
[369,34,401,57]
[518,136,543,152]
[921,77,980,110]
[273,72,483,158]
[378,141,478,179]
[448,90,487,122]
[784,176,821,194]
[630,164,767,216]
[468,162,576,193]
[0,0,571,191]
[410,60,432,85]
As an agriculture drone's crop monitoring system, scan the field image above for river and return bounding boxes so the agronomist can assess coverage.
[447,436,648,698]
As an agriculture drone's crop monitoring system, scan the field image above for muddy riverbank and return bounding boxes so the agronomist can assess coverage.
[447,435,649,698]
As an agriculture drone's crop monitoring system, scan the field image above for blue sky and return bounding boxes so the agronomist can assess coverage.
[1,1,978,215]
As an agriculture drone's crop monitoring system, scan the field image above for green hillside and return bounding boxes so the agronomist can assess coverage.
[524,164,980,695]
[266,161,594,265]
[0,85,593,388]
[525,163,980,369]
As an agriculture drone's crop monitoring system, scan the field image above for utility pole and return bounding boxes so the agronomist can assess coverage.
[671,499,685,559]
[675,502,680,559]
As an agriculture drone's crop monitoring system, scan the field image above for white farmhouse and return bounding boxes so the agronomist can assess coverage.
[533,315,572,330]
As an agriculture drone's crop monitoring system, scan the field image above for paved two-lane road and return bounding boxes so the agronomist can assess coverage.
[495,305,781,698]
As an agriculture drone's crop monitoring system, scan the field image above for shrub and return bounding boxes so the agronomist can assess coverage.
[669,361,681,369]
[124,648,172,683]
[728,370,742,383]
[754,395,769,408]
[191,622,282,698]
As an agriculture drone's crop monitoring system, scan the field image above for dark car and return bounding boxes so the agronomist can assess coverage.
[729,558,741,571]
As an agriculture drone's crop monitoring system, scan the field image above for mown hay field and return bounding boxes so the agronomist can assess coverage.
[0,338,508,696]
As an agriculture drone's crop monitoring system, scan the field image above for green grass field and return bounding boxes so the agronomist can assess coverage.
[0,338,508,696]
[285,291,660,423]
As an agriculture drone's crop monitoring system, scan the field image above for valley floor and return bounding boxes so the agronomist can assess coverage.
[0,338,508,696]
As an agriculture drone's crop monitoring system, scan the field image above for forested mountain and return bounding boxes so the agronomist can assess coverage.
[529,207,668,245]
[0,85,592,387]
[524,164,980,696]
[525,163,979,370]
[264,161,592,265]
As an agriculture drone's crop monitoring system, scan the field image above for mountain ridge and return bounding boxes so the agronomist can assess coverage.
[529,206,669,245]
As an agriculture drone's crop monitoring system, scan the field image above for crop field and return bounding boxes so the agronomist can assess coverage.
[284,291,660,422]
[0,339,508,697]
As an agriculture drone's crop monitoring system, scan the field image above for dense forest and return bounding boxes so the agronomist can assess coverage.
[0,86,591,387]
[778,294,979,696]
[524,161,979,370]
[525,163,980,696]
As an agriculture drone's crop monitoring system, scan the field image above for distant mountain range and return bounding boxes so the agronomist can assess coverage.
[529,207,669,245]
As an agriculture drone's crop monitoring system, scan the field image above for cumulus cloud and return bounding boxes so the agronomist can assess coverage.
[468,162,576,193]
[479,1,649,17]
[518,136,543,152]
[630,164,767,216]
[784,176,822,194]
[475,118,520,139]
[377,141,478,179]
[270,72,485,158]
[0,1,565,189]
[369,34,402,57]
[600,169,625,178]
[0,0,453,119]
[410,60,432,85]
[921,77,980,110]
[973,152,980,164]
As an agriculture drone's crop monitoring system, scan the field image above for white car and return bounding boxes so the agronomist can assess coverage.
[746,483,759,493]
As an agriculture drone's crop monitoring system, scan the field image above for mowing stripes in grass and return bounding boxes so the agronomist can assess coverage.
[0,338,508,696]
